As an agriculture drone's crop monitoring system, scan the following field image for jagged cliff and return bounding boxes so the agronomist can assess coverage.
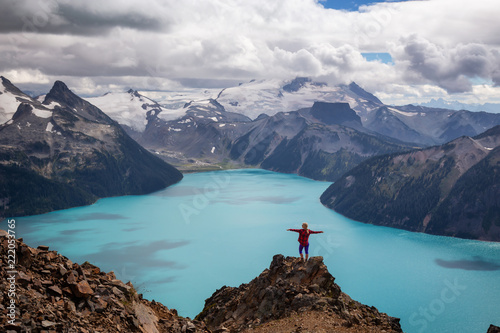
[196,254,403,333]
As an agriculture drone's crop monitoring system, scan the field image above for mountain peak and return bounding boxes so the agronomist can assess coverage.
[1,76,28,97]
[44,80,114,124]
[348,82,383,104]
[127,88,141,98]
[197,254,402,332]
[45,80,76,104]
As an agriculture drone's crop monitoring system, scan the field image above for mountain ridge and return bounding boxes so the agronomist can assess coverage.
[0,79,183,217]
[320,125,500,241]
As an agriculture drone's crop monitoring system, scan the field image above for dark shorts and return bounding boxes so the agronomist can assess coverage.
[299,244,309,254]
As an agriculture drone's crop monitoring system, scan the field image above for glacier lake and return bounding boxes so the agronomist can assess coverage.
[9,169,500,333]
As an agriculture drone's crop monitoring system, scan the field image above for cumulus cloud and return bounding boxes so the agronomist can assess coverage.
[393,35,500,93]
[0,0,499,105]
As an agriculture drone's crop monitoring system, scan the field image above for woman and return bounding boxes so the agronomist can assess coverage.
[287,222,323,262]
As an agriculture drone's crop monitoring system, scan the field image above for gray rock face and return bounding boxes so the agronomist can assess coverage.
[142,101,411,181]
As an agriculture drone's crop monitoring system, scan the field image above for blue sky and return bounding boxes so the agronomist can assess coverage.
[321,0,412,11]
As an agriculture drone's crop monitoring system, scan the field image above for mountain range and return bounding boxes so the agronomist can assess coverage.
[3,75,500,241]
[0,76,182,217]
[419,97,500,114]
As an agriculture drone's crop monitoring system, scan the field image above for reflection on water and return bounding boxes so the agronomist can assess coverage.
[435,257,500,271]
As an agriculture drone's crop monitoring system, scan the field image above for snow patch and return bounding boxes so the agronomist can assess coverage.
[389,107,418,117]
[219,124,226,127]
[46,122,54,132]
[86,92,162,132]
[211,146,215,154]
[0,90,22,124]
[209,117,218,122]
[33,108,53,118]
[168,127,182,132]
[44,101,62,110]
[178,118,192,124]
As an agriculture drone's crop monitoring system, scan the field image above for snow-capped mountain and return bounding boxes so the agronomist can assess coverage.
[85,89,166,133]
[216,77,383,120]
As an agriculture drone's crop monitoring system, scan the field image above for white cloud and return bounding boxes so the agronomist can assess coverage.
[0,0,499,105]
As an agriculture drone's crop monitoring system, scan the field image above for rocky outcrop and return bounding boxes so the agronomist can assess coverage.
[1,230,403,333]
[488,324,500,333]
[196,254,402,333]
[0,230,208,333]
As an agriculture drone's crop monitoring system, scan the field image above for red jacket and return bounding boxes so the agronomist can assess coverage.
[289,229,322,246]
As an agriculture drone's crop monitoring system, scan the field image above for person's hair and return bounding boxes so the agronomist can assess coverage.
[302,222,308,229]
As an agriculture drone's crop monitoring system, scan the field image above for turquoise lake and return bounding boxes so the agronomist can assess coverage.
[7,169,500,333]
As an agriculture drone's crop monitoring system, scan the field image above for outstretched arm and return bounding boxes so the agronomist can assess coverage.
[310,230,324,234]
[287,229,301,232]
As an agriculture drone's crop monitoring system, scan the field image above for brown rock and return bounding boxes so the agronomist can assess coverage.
[17,271,32,285]
[71,280,94,298]
[41,280,53,286]
[66,272,77,285]
[65,300,76,313]
[48,285,62,296]
[41,320,56,328]
[58,264,68,277]
[37,245,49,251]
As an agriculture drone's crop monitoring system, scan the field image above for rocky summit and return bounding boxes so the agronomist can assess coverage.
[196,254,402,333]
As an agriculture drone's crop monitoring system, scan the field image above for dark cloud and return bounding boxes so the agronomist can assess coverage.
[0,0,164,36]
[56,3,163,35]
[402,36,500,93]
